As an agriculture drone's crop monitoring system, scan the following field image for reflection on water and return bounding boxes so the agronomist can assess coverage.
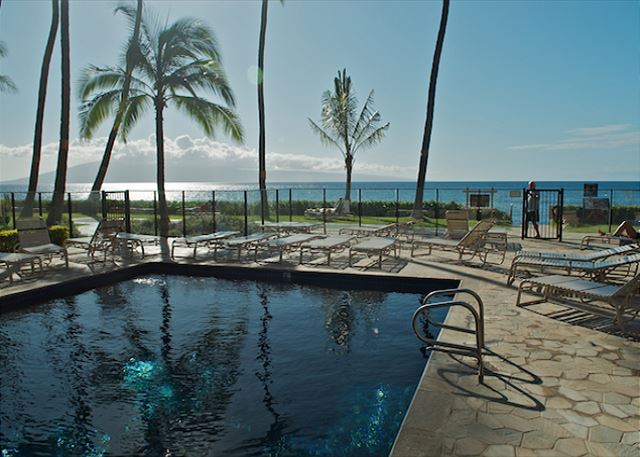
[0,276,446,456]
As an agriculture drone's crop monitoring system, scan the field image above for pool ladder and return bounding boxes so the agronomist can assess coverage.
[412,288,485,382]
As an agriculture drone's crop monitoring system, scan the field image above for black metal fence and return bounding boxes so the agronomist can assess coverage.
[1,186,638,238]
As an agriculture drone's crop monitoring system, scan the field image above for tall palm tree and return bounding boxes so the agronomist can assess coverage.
[83,0,143,205]
[411,0,450,219]
[309,69,389,213]
[0,42,17,93]
[47,0,70,226]
[79,10,243,236]
[20,0,58,218]
[256,0,284,220]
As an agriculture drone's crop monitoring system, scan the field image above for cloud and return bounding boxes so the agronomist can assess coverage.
[509,124,640,152]
[0,135,414,179]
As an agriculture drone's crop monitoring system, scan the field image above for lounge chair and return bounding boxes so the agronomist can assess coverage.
[338,223,397,237]
[348,237,399,269]
[113,232,161,258]
[64,218,123,262]
[304,198,344,219]
[516,274,640,330]
[261,221,323,234]
[581,234,635,249]
[395,220,417,244]
[210,232,276,260]
[254,233,323,262]
[0,252,43,284]
[507,253,640,285]
[515,244,638,261]
[411,220,504,266]
[445,210,469,239]
[15,218,69,268]
[170,230,239,258]
[299,235,355,265]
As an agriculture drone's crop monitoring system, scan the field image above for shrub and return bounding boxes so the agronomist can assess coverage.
[0,225,69,251]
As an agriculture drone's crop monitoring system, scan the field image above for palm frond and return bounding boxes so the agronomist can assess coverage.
[119,93,151,142]
[164,59,235,107]
[0,75,17,93]
[171,95,243,142]
[351,90,377,143]
[77,66,126,99]
[308,118,345,156]
[78,89,121,139]
[352,122,390,155]
[0,41,7,58]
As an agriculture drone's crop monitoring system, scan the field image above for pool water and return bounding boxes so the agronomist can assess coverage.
[0,275,447,456]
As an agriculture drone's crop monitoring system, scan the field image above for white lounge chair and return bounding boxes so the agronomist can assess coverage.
[261,221,322,234]
[64,218,123,262]
[170,230,239,258]
[113,232,161,258]
[411,220,504,265]
[16,218,69,268]
[254,233,323,262]
[515,244,638,261]
[299,235,355,265]
[0,252,43,284]
[211,232,275,260]
[507,253,640,285]
[348,237,399,269]
[338,223,397,237]
[581,234,635,249]
[304,198,344,219]
[516,274,640,330]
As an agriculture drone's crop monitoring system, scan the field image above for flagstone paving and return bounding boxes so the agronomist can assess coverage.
[1,230,638,456]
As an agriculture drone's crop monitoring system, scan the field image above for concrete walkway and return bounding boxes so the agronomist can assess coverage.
[1,231,638,457]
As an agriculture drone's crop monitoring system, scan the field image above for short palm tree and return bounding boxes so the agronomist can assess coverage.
[0,42,17,93]
[79,9,243,236]
[309,69,389,213]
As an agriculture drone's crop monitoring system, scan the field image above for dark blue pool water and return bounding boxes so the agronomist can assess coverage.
[0,275,447,456]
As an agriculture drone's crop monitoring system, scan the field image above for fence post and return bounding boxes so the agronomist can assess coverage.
[288,188,292,222]
[358,188,362,227]
[521,188,527,239]
[124,190,131,233]
[558,189,564,242]
[101,191,107,220]
[153,191,158,236]
[608,189,613,233]
[275,189,280,223]
[38,192,43,217]
[10,192,16,228]
[243,190,248,236]
[67,193,73,235]
[395,188,400,224]
[211,191,216,233]
[181,190,187,236]
[322,188,327,234]
[435,189,439,237]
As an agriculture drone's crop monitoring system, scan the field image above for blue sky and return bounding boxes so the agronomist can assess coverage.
[0,0,638,183]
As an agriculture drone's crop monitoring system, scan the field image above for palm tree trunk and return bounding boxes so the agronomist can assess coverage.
[155,97,170,238]
[344,154,353,214]
[411,0,449,219]
[257,0,269,220]
[88,0,143,207]
[21,0,58,218]
[47,0,70,226]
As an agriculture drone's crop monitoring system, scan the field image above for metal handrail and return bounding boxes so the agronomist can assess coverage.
[412,288,485,382]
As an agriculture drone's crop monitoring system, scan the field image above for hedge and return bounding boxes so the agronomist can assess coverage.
[0,225,69,252]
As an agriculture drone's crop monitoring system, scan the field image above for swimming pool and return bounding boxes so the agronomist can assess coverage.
[0,274,448,456]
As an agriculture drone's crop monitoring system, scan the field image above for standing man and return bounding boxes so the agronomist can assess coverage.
[526,181,541,238]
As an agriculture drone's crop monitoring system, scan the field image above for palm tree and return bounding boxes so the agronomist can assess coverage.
[20,0,58,218]
[47,0,70,226]
[82,0,143,205]
[256,0,284,221]
[79,9,243,236]
[309,69,389,214]
[411,0,450,219]
[0,42,17,93]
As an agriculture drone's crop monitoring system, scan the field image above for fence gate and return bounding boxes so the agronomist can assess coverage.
[101,190,131,232]
[521,188,563,240]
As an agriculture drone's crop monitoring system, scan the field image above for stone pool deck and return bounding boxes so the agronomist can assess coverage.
[1,231,638,457]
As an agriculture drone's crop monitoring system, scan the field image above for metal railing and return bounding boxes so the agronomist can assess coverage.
[412,288,485,382]
[0,186,637,237]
